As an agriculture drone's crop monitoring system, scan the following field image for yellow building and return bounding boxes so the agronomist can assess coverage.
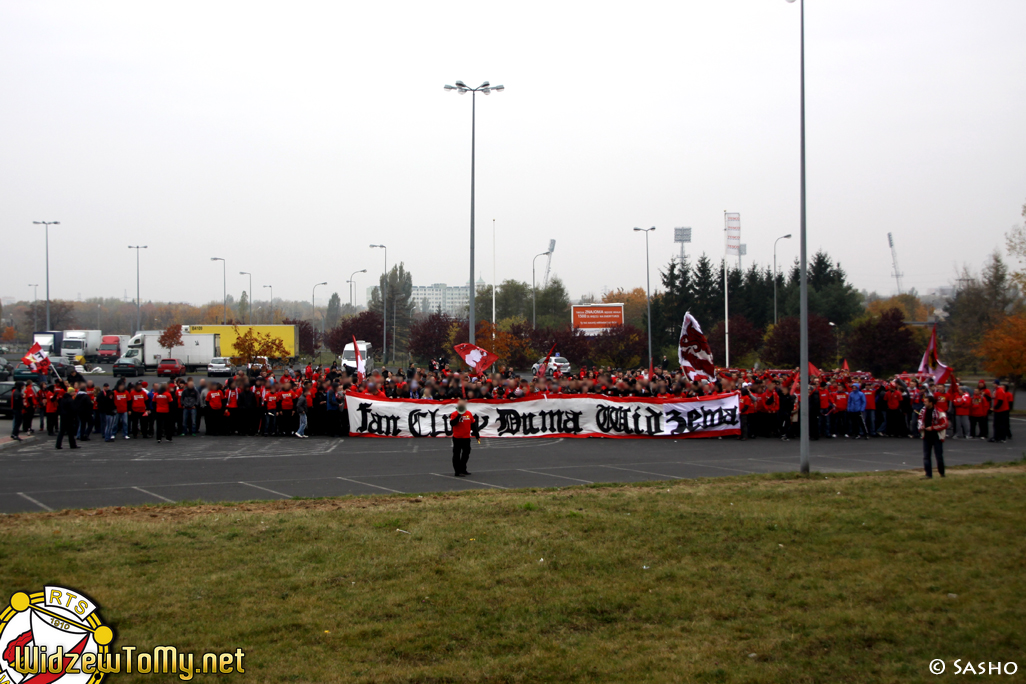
[186,324,299,359]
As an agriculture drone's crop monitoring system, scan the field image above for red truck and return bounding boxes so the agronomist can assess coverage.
[98,335,129,362]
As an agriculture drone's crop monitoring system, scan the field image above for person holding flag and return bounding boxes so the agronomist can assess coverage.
[678,312,715,382]
[449,397,480,477]
[454,342,498,377]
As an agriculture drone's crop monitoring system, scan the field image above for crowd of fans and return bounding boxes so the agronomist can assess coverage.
[5,358,1015,448]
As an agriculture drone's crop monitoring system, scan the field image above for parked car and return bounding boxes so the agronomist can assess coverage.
[246,356,272,377]
[0,357,12,381]
[13,359,72,383]
[207,357,234,377]
[113,356,146,378]
[532,356,571,375]
[0,381,39,419]
[156,358,186,378]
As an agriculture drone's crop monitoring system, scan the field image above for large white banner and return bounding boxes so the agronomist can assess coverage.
[346,392,740,439]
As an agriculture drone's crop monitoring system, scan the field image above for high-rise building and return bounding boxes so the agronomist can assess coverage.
[367,278,486,318]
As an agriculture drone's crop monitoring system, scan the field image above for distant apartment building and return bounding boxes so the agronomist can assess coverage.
[367,278,486,318]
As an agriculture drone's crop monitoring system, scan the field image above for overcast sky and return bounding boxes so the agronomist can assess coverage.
[2,0,1024,310]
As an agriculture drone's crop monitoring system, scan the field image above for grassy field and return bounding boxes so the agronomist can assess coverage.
[1,463,1025,683]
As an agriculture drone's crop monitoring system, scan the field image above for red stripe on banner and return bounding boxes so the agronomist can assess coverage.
[344,391,740,406]
[348,429,741,440]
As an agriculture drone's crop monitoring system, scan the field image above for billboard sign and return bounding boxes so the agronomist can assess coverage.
[572,304,625,335]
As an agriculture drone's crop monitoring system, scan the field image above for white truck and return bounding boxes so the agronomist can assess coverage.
[124,332,221,370]
[32,331,63,355]
[61,330,103,363]
[341,340,373,374]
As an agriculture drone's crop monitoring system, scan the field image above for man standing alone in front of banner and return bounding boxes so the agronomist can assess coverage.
[450,397,480,477]
[918,394,947,479]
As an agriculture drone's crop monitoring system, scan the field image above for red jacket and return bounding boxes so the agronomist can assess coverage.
[450,410,476,439]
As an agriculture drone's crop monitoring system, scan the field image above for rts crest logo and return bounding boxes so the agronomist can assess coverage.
[0,587,113,684]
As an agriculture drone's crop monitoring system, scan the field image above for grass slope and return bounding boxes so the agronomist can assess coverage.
[1,465,1024,683]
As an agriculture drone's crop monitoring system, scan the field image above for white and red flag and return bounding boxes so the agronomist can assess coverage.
[678,312,715,381]
[918,324,951,383]
[352,336,366,382]
[22,342,51,375]
[453,342,498,376]
[535,342,558,378]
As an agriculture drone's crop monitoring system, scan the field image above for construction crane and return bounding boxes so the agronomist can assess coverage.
[543,239,556,287]
[887,232,904,295]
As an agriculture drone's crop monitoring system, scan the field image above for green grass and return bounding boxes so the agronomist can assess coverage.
[2,465,1024,683]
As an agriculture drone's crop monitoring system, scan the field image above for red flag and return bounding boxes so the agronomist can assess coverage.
[352,336,365,383]
[453,342,499,375]
[677,312,714,381]
[809,362,820,377]
[535,342,558,378]
[22,342,51,375]
[918,324,951,383]
[842,359,850,371]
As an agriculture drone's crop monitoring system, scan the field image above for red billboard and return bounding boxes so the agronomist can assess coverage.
[572,304,625,335]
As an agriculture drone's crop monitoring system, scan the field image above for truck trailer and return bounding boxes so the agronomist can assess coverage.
[124,332,221,370]
[61,330,103,363]
[184,324,299,360]
[32,331,63,355]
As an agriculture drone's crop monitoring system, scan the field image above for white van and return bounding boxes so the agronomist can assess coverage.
[341,341,372,373]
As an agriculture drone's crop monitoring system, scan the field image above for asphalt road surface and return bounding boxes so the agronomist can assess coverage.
[0,419,1021,513]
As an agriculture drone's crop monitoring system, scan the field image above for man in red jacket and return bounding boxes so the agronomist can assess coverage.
[449,398,480,477]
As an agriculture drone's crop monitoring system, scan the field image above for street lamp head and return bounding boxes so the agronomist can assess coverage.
[784,234,793,239]
[211,257,224,262]
[444,84,456,90]
[318,281,327,286]
[455,80,467,88]
[479,81,490,88]
[359,269,367,274]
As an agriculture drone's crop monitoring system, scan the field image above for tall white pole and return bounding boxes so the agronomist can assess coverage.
[723,212,730,368]
[492,218,497,340]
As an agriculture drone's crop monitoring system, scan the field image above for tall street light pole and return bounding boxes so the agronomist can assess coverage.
[444,80,504,345]
[239,271,252,324]
[532,249,551,329]
[28,284,38,332]
[211,258,226,324]
[348,269,367,308]
[786,0,810,474]
[370,245,387,365]
[34,221,60,330]
[312,281,327,334]
[634,227,656,374]
[492,218,497,339]
[128,245,148,333]
[263,285,273,324]
[773,234,792,325]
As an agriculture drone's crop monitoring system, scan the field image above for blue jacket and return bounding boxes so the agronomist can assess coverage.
[847,389,866,413]
[326,391,339,412]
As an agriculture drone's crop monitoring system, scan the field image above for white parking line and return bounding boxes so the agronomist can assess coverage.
[133,486,175,503]
[239,481,292,498]
[598,464,685,479]
[337,476,403,493]
[518,468,594,484]
[429,473,508,489]
[16,492,53,511]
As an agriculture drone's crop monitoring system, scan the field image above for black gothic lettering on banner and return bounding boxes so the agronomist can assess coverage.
[595,404,664,436]
[495,408,584,436]
[664,404,739,434]
[356,402,403,436]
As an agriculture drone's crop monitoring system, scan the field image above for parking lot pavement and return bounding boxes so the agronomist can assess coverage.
[0,420,1019,513]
